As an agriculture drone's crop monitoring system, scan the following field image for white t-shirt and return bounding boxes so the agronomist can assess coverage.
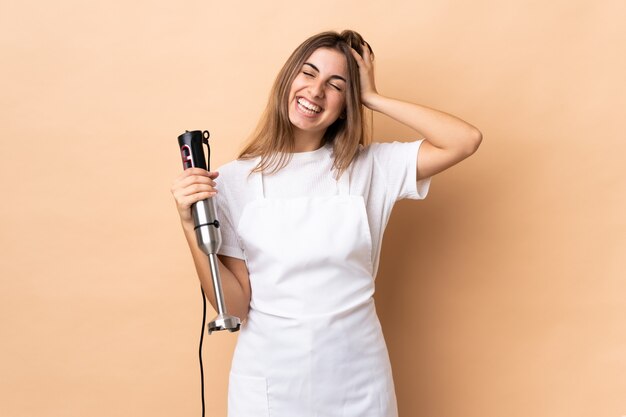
[215,140,431,277]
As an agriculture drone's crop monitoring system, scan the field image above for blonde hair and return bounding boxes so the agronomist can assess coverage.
[238,29,374,179]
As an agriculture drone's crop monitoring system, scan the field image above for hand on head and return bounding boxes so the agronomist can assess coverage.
[349,41,378,108]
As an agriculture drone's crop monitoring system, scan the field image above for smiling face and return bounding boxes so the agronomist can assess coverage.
[287,47,348,146]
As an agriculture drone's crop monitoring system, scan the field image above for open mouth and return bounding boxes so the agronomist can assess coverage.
[296,97,323,115]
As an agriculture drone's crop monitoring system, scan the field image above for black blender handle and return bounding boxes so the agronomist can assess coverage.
[177,130,210,170]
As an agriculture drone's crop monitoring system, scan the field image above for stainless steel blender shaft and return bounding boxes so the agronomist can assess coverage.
[192,197,241,334]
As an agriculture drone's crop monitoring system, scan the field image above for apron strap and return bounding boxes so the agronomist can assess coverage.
[336,168,350,196]
[256,168,265,199]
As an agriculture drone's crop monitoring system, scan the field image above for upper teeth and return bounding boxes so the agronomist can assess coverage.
[298,98,321,112]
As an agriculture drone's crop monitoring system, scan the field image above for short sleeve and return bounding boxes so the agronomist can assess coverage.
[215,170,245,260]
[370,140,432,202]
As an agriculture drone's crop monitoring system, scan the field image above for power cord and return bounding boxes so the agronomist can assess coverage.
[199,287,207,417]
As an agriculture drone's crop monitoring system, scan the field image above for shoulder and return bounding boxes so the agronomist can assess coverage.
[360,140,422,155]
[216,158,258,183]
[214,158,259,211]
[354,140,423,167]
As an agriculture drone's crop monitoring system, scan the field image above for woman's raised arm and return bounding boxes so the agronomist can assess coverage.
[350,43,482,180]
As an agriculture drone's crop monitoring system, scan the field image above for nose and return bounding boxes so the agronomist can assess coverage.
[308,78,325,98]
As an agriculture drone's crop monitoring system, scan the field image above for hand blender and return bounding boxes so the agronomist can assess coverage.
[177,130,241,334]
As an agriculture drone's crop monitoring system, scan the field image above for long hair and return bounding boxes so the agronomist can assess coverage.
[238,30,374,179]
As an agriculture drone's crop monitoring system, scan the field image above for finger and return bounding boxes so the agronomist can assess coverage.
[182,168,220,179]
[361,42,374,64]
[174,172,216,186]
[172,175,217,196]
[180,183,217,197]
[361,41,369,54]
[178,174,217,189]
[363,41,374,59]
[174,169,218,187]
[183,167,211,176]
[349,47,364,63]
[174,184,218,202]
[179,192,217,209]
[351,46,373,71]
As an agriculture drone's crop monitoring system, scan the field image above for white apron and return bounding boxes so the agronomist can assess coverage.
[227,166,398,417]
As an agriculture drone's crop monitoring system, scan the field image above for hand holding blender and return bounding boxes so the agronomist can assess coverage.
[175,130,241,334]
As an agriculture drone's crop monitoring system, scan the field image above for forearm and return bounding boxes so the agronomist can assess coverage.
[181,222,250,322]
[366,94,482,154]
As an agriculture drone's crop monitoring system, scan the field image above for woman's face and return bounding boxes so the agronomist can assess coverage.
[288,47,348,138]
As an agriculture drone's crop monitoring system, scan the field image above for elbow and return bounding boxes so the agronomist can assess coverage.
[463,129,482,156]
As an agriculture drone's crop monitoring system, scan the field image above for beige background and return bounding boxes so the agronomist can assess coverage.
[1,1,624,416]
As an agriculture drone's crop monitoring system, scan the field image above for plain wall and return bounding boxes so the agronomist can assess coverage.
[1,1,624,416]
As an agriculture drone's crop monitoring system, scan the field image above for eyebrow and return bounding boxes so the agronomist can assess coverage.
[303,62,347,83]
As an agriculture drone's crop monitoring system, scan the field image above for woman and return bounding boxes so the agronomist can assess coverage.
[171,30,482,417]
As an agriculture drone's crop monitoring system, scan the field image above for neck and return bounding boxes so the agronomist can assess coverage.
[292,129,325,152]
